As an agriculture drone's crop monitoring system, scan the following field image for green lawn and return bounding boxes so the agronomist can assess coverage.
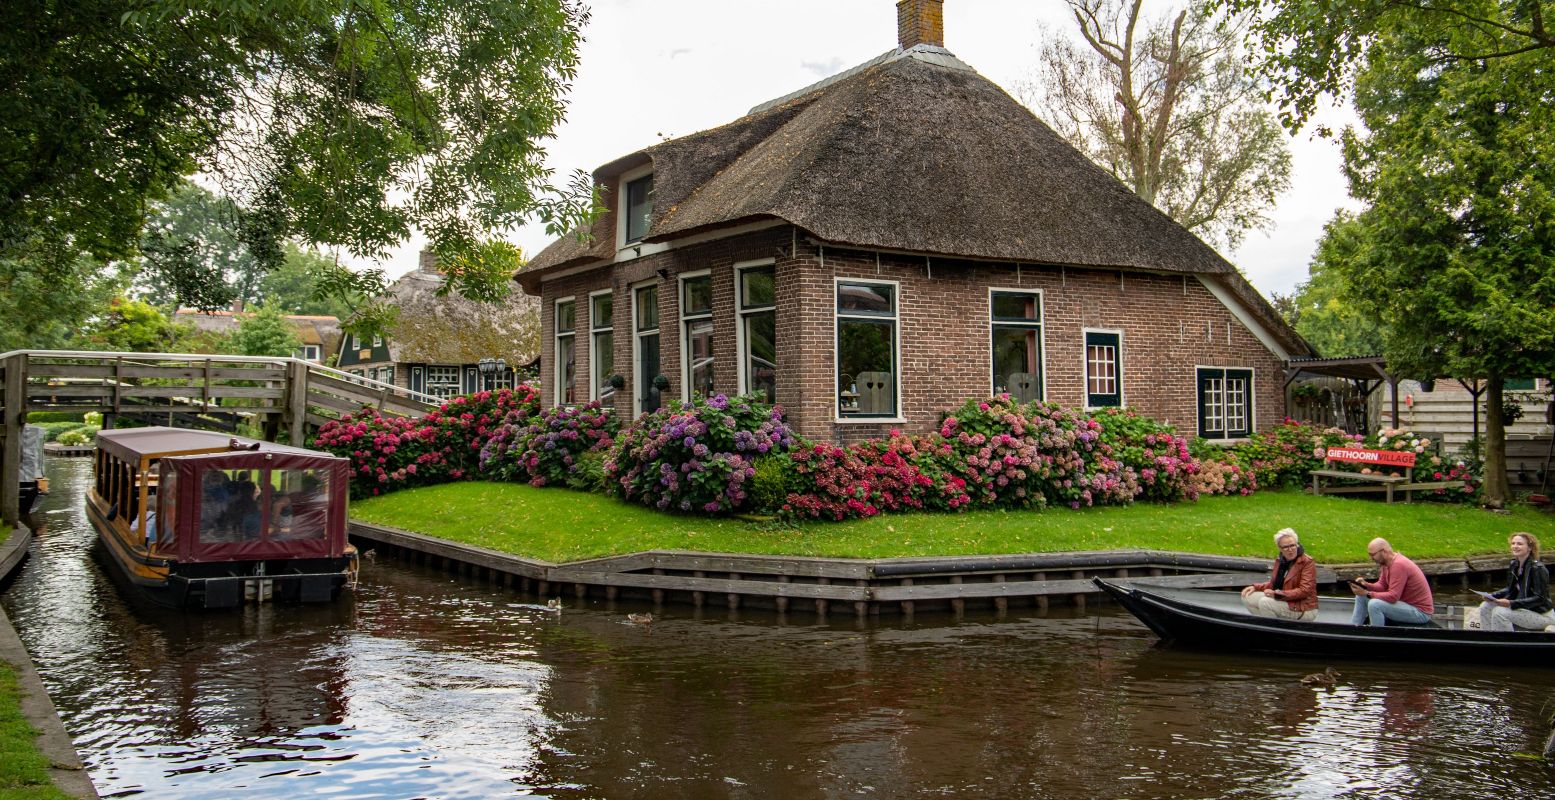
[0,664,70,800]
[351,482,1553,564]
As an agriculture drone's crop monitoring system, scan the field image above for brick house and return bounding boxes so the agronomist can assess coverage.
[517,0,1313,444]
[337,252,538,399]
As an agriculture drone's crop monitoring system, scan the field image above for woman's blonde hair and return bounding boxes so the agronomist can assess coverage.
[1511,531,1541,561]
[1274,528,1298,546]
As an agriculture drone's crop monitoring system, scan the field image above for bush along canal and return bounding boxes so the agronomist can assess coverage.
[4,455,1555,798]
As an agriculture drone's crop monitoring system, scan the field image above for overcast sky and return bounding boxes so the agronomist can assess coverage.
[375,0,1359,299]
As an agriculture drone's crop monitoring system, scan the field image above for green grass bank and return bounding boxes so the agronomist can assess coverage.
[0,664,71,800]
[352,482,1552,564]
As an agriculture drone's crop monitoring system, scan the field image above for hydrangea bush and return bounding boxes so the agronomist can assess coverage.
[1188,458,1258,496]
[1365,427,1480,501]
[312,386,539,498]
[1088,407,1200,503]
[938,396,1137,510]
[1221,419,1361,489]
[480,400,618,487]
[606,394,797,514]
[781,433,971,520]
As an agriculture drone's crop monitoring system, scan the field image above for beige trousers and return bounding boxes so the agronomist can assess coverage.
[1242,592,1318,621]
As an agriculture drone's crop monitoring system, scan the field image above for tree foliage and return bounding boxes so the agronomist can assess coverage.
[1214,0,1555,131]
[1019,0,1291,248]
[3,0,597,340]
[72,298,191,353]
[0,243,123,351]
[1284,212,1389,358]
[229,303,303,357]
[134,180,260,312]
[257,245,354,318]
[1257,4,1555,505]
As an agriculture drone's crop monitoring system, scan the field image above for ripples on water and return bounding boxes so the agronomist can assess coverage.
[3,459,1552,798]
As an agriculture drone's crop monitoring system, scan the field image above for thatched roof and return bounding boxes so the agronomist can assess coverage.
[385,266,539,364]
[521,45,1310,356]
[174,309,342,351]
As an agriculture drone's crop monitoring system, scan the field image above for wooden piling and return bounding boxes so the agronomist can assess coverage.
[993,573,1008,614]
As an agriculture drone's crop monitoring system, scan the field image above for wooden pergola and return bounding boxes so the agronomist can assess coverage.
[1284,355,1398,429]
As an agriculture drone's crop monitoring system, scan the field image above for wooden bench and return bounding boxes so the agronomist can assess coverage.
[1310,447,1465,502]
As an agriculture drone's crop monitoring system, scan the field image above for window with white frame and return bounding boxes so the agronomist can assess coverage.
[624,174,653,244]
[590,291,614,400]
[372,335,383,348]
[426,366,460,399]
[633,283,661,415]
[555,298,577,405]
[738,265,776,403]
[836,280,897,418]
[990,290,1043,403]
[1198,367,1253,439]
[681,273,714,400]
[294,345,321,362]
[375,366,395,385]
[1084,330,1122,408]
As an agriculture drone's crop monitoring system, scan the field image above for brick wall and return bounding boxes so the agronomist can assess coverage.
[535,226,1287,444]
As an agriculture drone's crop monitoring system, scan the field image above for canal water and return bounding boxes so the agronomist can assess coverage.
[4,458,1553,799]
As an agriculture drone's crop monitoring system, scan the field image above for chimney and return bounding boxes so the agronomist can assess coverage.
[897,0,944,50]
[417,249,440,274]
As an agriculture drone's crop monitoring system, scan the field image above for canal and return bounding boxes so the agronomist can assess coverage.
[3,458,1552,798]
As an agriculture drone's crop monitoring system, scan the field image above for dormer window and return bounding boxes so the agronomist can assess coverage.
[624,174,653,244]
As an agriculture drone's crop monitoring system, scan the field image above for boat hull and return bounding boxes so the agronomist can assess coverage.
[88,498,353,610]
[1095,578,1555,665]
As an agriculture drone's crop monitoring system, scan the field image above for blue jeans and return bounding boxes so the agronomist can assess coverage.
[1351,596,1431,626]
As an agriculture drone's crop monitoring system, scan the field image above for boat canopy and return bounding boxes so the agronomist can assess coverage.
[96,427,322,464]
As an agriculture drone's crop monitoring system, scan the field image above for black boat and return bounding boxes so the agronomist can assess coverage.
[1094,577,1555,665]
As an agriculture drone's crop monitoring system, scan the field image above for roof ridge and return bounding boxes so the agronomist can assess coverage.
[747,45,972,116]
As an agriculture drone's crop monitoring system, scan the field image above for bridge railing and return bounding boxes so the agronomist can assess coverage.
[1,349,443,523]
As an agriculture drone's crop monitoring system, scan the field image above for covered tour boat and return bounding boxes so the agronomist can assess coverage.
[88,427,356,609]
[1095,578,1555,665]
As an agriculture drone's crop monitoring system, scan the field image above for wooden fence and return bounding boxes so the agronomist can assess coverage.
[1,350,440,523]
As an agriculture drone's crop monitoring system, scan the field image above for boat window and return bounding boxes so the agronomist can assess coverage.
[199,469,266,544]
[268,469,330,542]
[155,471,178,548]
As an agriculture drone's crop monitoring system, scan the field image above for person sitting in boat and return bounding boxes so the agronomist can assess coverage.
[215,474,262,540]
[200,471,229,533]
[1476,532,1555,632]
[1349,538,1434,626]
[1241,528,1318,621]
[271,490,298,538]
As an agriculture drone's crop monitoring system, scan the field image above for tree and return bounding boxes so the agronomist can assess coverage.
[134,181,263,312]
[1285,212,1389,358]
[1213,0,1555,131]
[1269,9,1555,506]
[229,304,303,358]
[0,243,123,351]
[1018,0,1291,248]
[73,298,191,353]
[255,245,354,319]
[3,0,597,338]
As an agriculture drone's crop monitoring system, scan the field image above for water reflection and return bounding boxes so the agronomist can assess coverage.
[3,458,1553,799]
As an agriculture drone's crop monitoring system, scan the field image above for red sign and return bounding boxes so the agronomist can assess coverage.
[1326,447,1416,468]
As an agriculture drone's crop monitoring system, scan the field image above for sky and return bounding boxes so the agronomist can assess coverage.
[370,0,1360,299]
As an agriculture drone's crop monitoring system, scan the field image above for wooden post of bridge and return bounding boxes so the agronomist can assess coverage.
[2,353,26,525]
[284,359,309,446]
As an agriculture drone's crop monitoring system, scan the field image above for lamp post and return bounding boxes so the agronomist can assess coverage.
[477,357,508,391]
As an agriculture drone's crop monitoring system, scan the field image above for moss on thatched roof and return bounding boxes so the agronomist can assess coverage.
[386,268,539,365]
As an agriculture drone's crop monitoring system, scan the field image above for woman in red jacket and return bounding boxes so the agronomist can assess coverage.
[1241,528,1319,621]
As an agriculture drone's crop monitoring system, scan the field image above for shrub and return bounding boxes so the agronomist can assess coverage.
[1189,458,1258,496]
[36,421,89,442]
[26,411,86,424]
[1224,419,1361,489]
[782,433,971,521]
[1089,407,1200,503]
[938,396,1136,510]
[566,449,610,493]
[606,393,797,514]
[421,385,542,475]
[479,400,618,487]
[1369,427,1480,502]
[56,429,94,446]
[747,454,796,515]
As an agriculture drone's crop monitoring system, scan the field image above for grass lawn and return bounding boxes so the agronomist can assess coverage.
[352,482,1553,564]
[0,664,70,800]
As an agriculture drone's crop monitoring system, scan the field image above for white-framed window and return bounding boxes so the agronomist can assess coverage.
[618,166,654,247]
[835,278,899,419]
[590,290,615,401]
[294,345,321,362]
[736,261,776,403]
[1198,367,1254,439]
[989,289,1044,403]
[680,271,714,401]
[1084,329,1123,408]
[350,335,360,350]
[632,281,662,415]
[426,366,460,399]
[372,335,383,348]
[375,366,395,385]
[554,297,577,406]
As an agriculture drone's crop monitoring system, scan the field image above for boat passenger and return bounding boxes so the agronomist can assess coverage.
[1241,528,1318,621]
[1476,532,1555,632]
[1349,538,1434,626]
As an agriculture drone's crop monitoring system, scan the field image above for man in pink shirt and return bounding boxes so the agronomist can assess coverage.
[1349,538,1435,626]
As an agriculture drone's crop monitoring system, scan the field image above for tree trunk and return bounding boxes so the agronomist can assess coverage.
[1483,374,1508,508]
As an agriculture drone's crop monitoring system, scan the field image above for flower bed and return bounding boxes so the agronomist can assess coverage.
[480,400,618,487]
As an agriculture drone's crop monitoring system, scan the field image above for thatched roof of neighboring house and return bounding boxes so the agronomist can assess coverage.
[519,45,1310,357]
[384,264,539,365]
[174,309,342,352]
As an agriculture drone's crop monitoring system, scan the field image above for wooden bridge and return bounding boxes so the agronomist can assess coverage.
[1,349,442,524]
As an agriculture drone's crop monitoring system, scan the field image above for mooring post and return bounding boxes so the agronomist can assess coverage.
[692,570,705,607]
[900,577,914,617]
[775,575,790,613]
[816,577,829,617]
[1,353,26,525]
[1071,570,1087,610]
[993,573,1008,614]
[1034,572,1049,612]
[950,575,965,617]
[651,568,665,606]
[727,572,741,610]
